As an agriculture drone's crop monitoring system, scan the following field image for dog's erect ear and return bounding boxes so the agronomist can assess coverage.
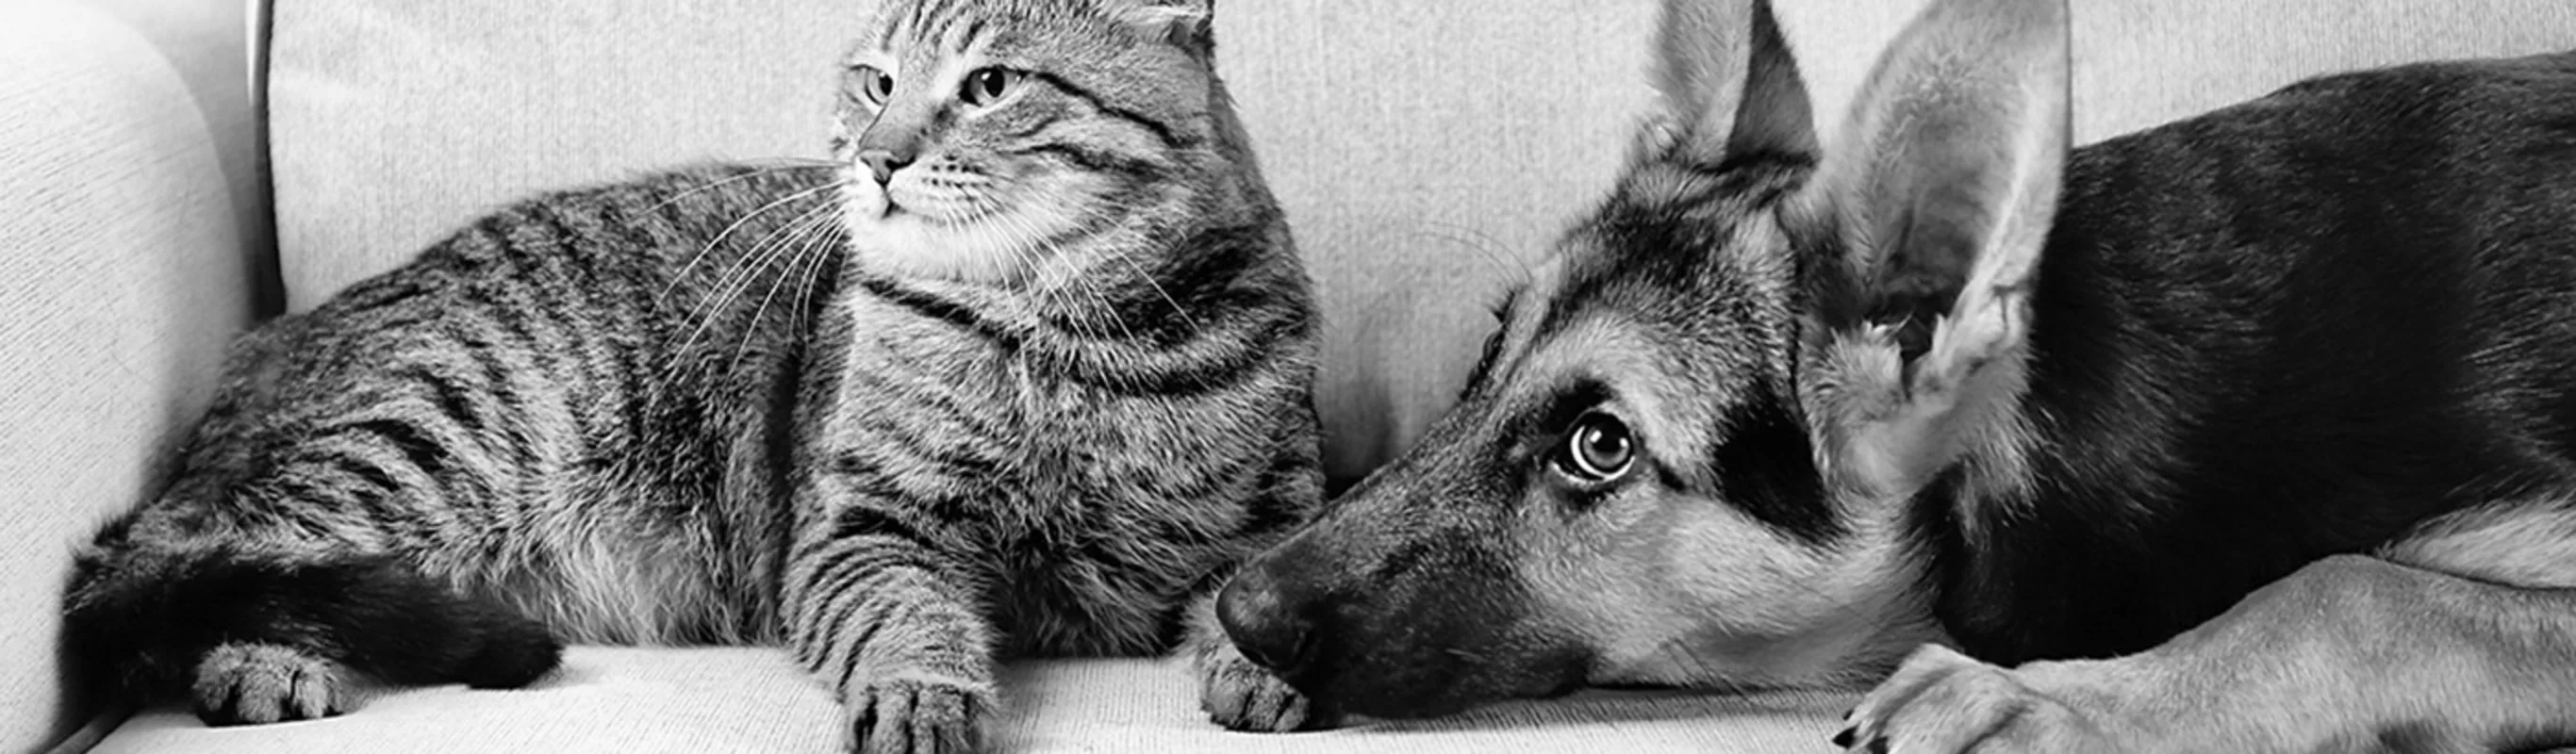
[1789,0,2069,497]
[1638,0,1817,169]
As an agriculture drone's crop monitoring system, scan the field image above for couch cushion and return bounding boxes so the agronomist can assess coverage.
[0,2,256,750]
[89,647,1852,753]
[90,648,843,754]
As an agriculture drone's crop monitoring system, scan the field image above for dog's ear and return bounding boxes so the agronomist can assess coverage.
[1787,0,2069,497]
[1636,0,1817,169]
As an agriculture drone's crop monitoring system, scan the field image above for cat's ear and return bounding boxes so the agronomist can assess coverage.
[1638,0,1817,169]
[1786,0,2069,498]
[1108,0,1213,46]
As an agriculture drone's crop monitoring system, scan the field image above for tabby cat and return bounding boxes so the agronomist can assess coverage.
[61,0,1325,750]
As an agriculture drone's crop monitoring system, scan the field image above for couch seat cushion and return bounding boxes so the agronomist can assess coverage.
[89,647,1849,753]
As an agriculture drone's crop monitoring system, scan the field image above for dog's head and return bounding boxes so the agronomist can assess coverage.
[1218,0,2070,718]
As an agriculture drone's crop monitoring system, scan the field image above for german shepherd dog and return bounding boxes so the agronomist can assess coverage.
[1212,0,2576,749]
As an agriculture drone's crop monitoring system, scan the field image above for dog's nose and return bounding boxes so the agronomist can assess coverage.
[1216,565,1319,675]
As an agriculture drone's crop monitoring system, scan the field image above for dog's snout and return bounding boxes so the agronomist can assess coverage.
[1216,564,1320,675]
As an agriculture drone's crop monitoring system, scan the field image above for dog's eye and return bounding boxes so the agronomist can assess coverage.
[1556,413,1634,483]
[850,65,895,107]
[962,68,1022,107]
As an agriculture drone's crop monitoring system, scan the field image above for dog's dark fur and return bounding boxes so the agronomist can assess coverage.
[1217,0,2576,749]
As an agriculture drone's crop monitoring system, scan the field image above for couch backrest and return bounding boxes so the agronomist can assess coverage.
[1,0,262,750]
[266,0,2576,488]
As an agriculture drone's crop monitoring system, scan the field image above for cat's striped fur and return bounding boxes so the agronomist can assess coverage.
[62,0,1323,750]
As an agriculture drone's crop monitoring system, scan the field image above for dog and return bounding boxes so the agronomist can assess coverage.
[1212,0,2576,750]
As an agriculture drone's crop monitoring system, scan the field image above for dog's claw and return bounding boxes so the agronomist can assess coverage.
[1848,645,2123,754]
[1833,726,1856,747]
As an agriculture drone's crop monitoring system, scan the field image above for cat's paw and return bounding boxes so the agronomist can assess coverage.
[1196,640,1330,732]
[191,643,349,726]
[847,677,992,754]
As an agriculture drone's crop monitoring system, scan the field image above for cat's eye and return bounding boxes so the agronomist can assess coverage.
[1555,412,1635,484]
[850,65,895,107]
[962,68,1024,107]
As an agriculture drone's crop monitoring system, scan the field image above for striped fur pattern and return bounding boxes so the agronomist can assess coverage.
[62,1,1323,750]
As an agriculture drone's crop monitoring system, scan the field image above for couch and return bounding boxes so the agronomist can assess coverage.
[8,0,2573,751]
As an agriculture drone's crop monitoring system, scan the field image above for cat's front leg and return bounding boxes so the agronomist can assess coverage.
[785,517,997,754]
[1184,588,1332,732]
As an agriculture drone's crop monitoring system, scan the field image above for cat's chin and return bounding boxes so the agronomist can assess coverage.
[839,206,1048,285]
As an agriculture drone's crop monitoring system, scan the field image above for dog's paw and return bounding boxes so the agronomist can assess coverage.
[191,643,350,726]
[1840,645,2122,754]
[1196,640,1331,732]
[847,677,992,754]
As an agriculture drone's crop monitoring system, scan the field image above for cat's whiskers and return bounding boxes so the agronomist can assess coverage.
[786,217,849,337]
[1101,242,1199,337]
[983,200,1131,344]
[1406,221,1534,286]
[661,202,836,417]
[1404,223,1540,320]
[1067,202,1201,337]
[661,181,844,303]
[671,202,839,362]
[689,202,835,336]
[731,206,852,369]
[637,159,834,216]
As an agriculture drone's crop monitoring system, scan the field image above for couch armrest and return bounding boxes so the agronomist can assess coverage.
[0,3,258,751]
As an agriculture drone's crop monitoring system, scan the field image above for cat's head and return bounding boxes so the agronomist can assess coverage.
[834,0,1252,284]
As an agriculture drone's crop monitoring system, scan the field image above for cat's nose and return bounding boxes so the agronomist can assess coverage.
[1217,560,1322,676]
[860,150,914,186]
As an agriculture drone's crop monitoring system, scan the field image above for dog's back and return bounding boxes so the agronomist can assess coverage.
[1948,50,2576,660]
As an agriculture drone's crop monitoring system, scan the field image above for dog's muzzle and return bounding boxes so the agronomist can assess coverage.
[1214,517,1590,719]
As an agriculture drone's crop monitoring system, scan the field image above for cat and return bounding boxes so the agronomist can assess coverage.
[60,0,1324,750]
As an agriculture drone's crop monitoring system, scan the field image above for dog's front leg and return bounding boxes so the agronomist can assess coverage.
[1841,554,2576,753]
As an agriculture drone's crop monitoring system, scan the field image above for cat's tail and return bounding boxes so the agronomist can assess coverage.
[63,538,561,724]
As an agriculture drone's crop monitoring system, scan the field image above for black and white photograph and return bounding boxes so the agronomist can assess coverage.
[8,1,2576,752]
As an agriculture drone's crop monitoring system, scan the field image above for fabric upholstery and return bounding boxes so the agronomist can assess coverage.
[0,2,257,750]
[91,648,1854,753]
[79,0,279,314]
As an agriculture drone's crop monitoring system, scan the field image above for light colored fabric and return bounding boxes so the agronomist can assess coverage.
[80,0,276,312]
[91,648,1854,753]
[264,1,856,312]
[0,2,256,751]
[90,647,846,754]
